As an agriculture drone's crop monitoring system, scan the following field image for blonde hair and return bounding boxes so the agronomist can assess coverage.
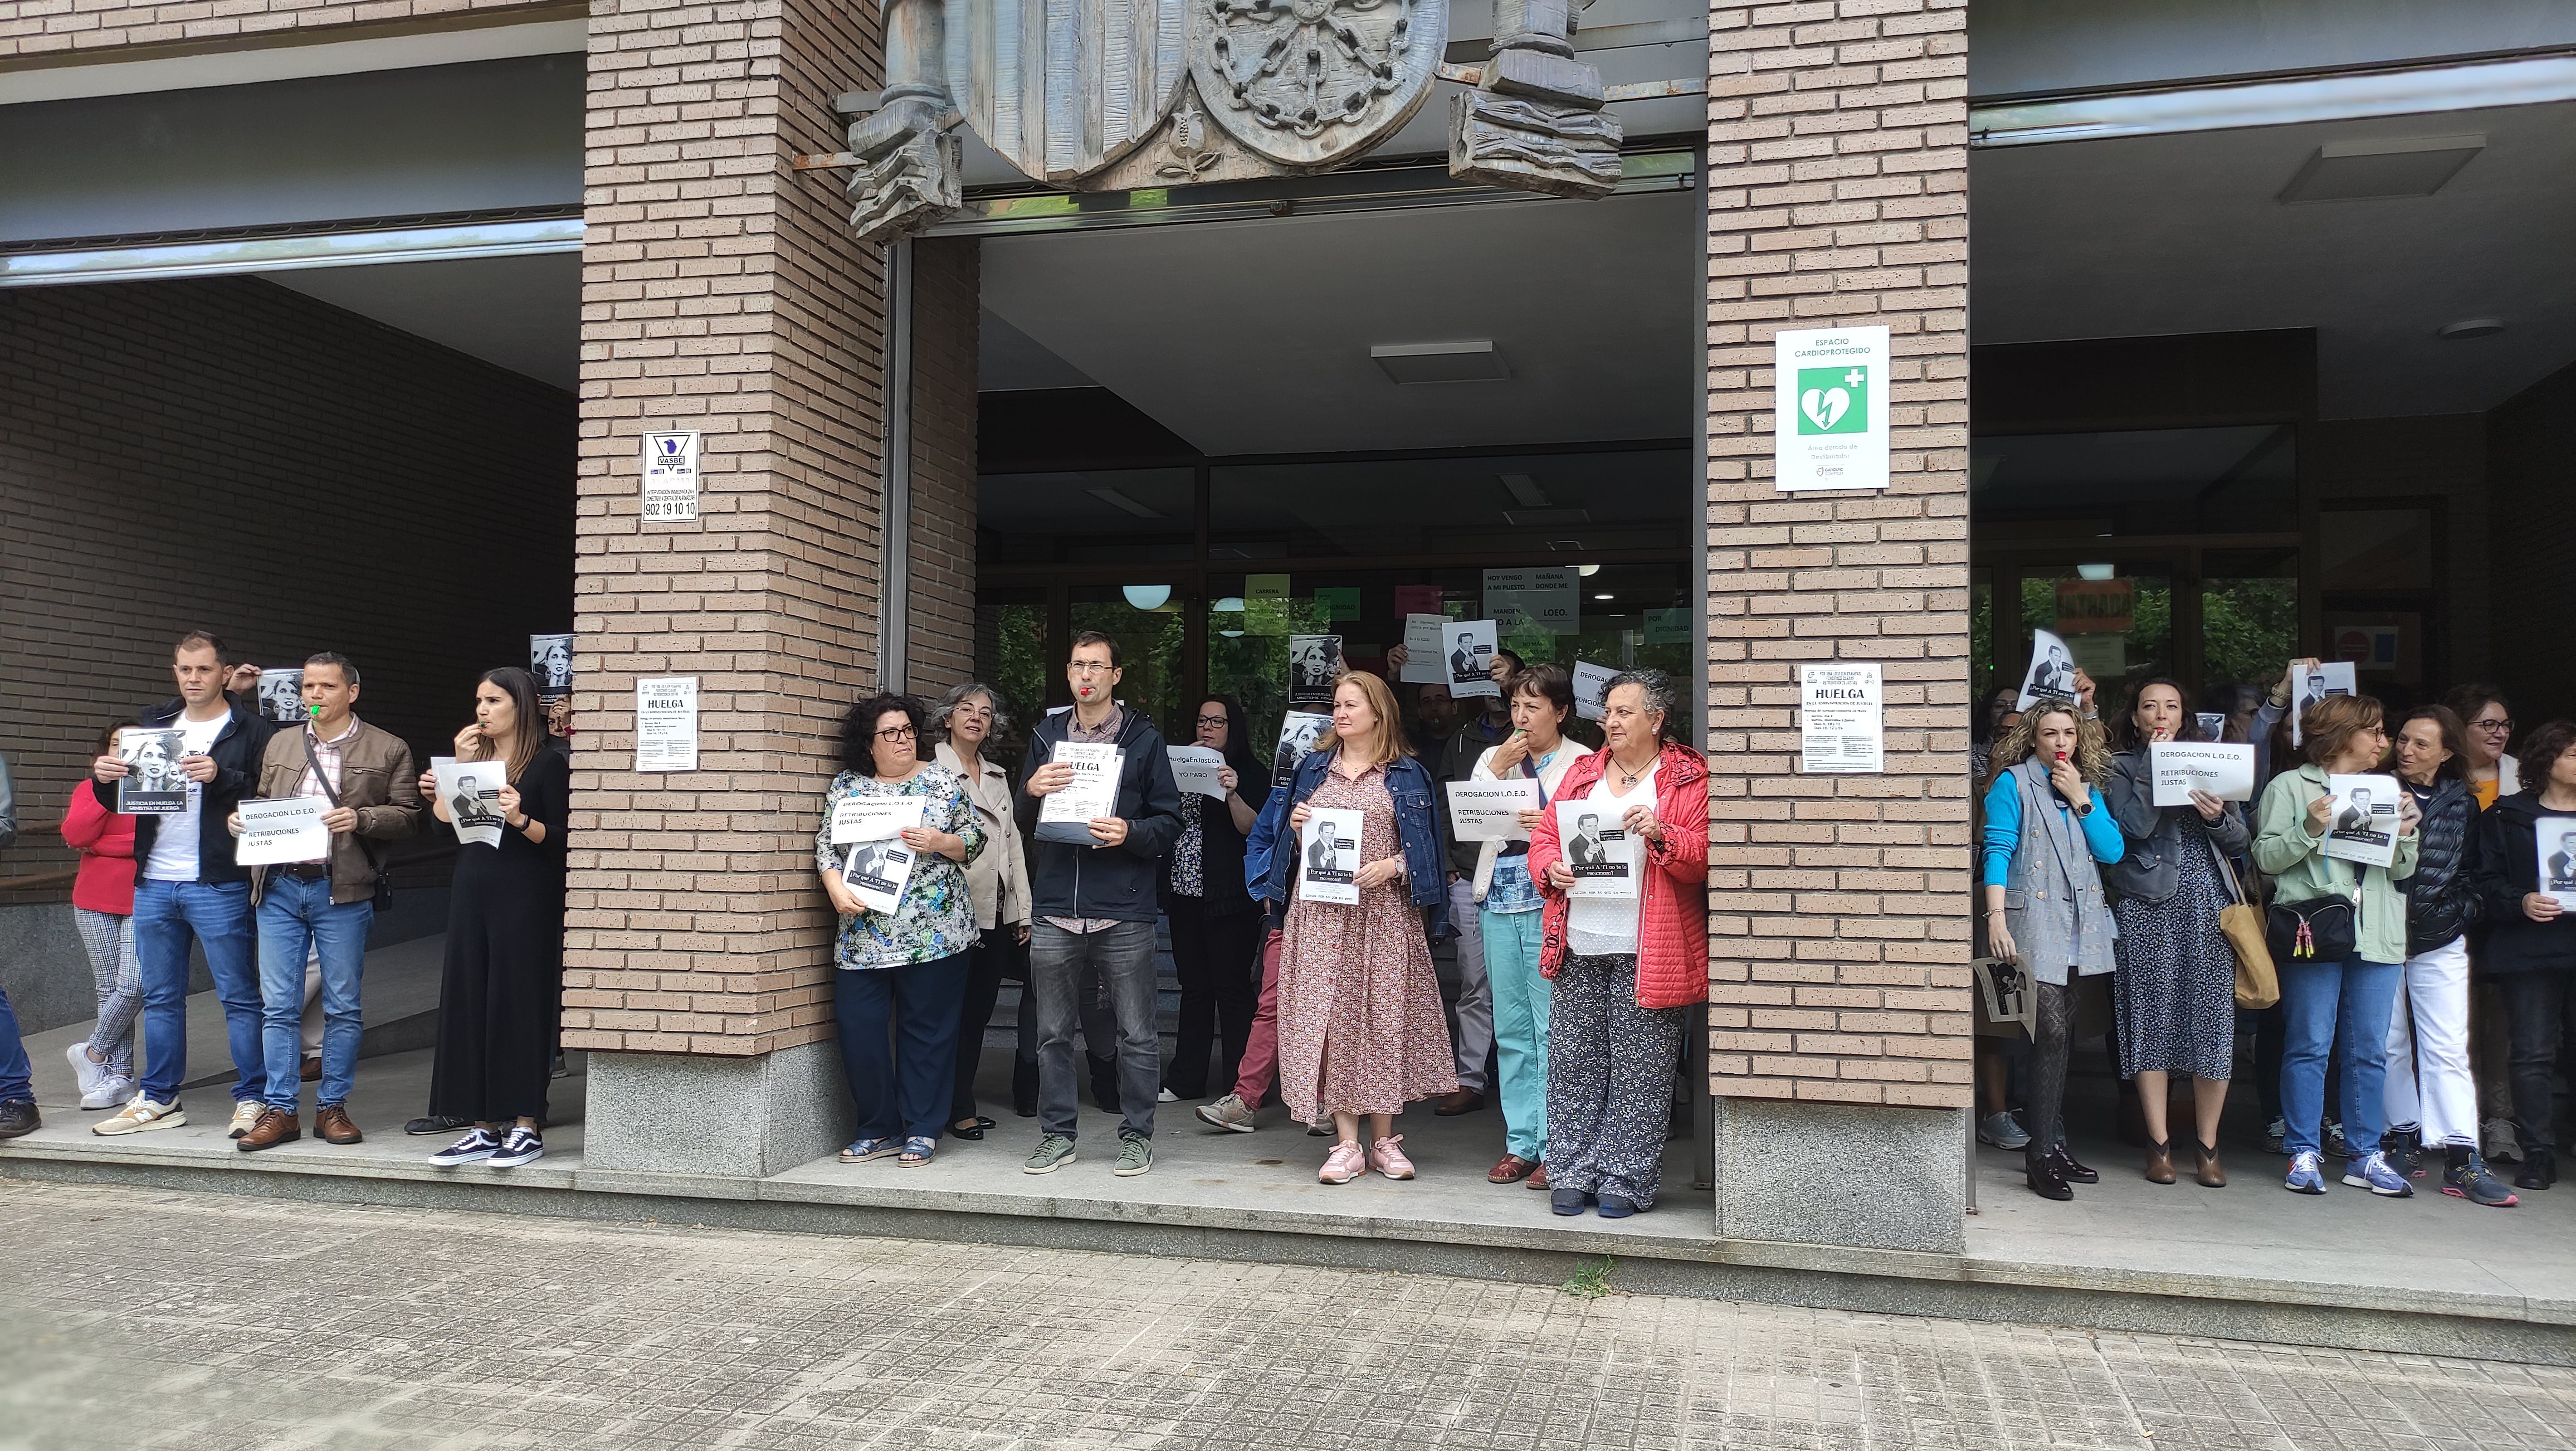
[1326,670,1408,770]
[1983,705,2110,793]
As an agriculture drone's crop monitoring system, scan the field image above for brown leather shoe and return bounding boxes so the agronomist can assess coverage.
[237,1107,302,1152]
[300,1055,322,1083]
[1525,1162,1550,1190]
[2196,1141,2227,1187]
[1487,1153,1535,1184]
[1432,1089,1485,1116]
[2145,1141,2175,1185]
[316,1106,363,1145]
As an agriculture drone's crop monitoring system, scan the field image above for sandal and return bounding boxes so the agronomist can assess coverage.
[899,1135,938,1168]
[838,1136,897,1164]
[950,1116,994,1141]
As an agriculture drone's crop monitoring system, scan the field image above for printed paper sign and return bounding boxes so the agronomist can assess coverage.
[1167,745,1231,800]
[1313,586,1359,621]
[432,756,510,849]
[1773,325,1890,493]
[1556,797,1638,900]
[2289,662,2359,749]
[1245,573,1292,636]
[2322,772,2403,870]
[1564,661,1614,722]
[1443,621,1500,699]
[641,430,700,522]
[1297,807,1364,906]
[235,796,328,866]
[1643,607,1691,645]
[1271,712,1333,791]
[1400,614,1450,685]
[1035,741,1121,844]
[1801,663,1883,775]
[841,838,918,914]
[114,727,190,816]
[1288,634,1343,708]
[530,634,574,698]
[1446,778,1539,843]
[2016,628,2081,712]
[635,676,699,773]
[829,796,924,845]
[2150,742,2255,805]
[257,669,306,724]
[1483,567,1579,636]
[2539,821,2576,909]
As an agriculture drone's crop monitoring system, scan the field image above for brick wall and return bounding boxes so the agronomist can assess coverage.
[905,237,978,697]
[1701,0,1973,1109]
[0,275,575,893]
[559,0,890,1057]
[0,0,570,64]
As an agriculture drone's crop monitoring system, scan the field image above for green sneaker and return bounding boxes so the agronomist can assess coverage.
[1114,1135,1153,1177]
[1023,1133,1077,1175]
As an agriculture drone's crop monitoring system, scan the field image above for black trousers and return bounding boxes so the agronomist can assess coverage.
[1163,908,1263,1099]
[950,929,1023,1125]
[2500,974,2576,1152]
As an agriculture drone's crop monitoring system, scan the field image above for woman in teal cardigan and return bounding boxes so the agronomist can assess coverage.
[2252,693,2420,1199]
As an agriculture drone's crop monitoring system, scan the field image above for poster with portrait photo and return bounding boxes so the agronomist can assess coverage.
[2539,821,2576,910]
[1297,807,1363,906]
[1442,620,1499,700]
[1555,797,1638,900]
[1271,711,1332,791]
[257,669,305,724]
[530,633,574,702]
[431,756,511,849]
[2015,628,2080,712]
[1288,634,1344,708]
[2196,712,2228,742]
[841,837,918,914]
[2321,772,2402,869]
[114,727,190,815]
[2289,662,2358,750]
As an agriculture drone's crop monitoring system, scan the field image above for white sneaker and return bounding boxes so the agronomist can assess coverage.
[64,1043,105,1100]
[92,1094,186,1136]
[80,1075,135,1112]
[1157,1088,1179,1103]
[228,1100,265,1139]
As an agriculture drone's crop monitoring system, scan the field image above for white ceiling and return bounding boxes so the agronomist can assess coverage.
[1971,100,2576,418]
[262,252,581,391]
[979,187,1700,455]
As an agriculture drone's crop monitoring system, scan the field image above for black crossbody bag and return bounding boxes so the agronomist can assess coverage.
[305,728,395,912]
[2265,854,2357,963]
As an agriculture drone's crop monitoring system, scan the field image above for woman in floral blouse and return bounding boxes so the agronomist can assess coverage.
[816,693,985,1167]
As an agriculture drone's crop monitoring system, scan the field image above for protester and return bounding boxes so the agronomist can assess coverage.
[929,682,1029,1141]
[1982,703,2123,1201]
[418,668,569,1169]
[2254,694,2421,1198]
[61,719,143,1112]
[0,753,32,1140]
[1195,781,1294,1133]
[2378,706,2515,1206]
[1017,631,1183,1178]
[2102,679,2247,1187]
[1428,648,1523,1117]
[1968,685,2017,784]
[1161,695,1263,1103]
[2247,658,2318,785]
[2448,685,2521,810]
[2447,683,2525,1163]
[91,631,275,1137]
[1461,664,1591,1187]
[2470,719,2576,1192]
[1270,670,1453,1183]
[819,693,985,1167]
[1525,668,1706,1218]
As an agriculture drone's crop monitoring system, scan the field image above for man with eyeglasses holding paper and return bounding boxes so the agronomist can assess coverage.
[1016,631,1183,1177]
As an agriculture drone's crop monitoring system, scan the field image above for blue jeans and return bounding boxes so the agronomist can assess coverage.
[257,875,374,1109]
[835,954,970,1142]
[2277,950,2403,1161]
[0,981,32,1103]
[132,879,262,1104]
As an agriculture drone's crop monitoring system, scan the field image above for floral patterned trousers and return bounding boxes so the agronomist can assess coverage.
[1544,953,1686,1209]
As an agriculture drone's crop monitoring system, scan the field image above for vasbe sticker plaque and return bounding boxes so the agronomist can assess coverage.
[641,431,700,522]
[1773,327,1889,493]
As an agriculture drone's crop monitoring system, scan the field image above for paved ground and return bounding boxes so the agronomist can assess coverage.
[7,1182,2576,1450]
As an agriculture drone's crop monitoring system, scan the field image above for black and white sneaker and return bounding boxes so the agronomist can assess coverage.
[489,1126,544,1168]
[428,1128,500,1167]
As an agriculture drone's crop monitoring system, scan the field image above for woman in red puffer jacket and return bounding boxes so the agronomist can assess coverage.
[63,717,144,1109]
[1529,669,1707,1220]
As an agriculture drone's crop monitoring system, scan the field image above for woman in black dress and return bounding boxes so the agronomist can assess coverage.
[418,666,569,1170]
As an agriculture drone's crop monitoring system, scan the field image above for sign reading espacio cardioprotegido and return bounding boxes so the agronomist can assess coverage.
[1772,326,1890,493]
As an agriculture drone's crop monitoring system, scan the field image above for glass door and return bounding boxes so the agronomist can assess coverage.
[1066,581,1194,742]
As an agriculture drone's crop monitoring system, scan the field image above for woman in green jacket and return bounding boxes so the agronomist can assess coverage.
[2252,693,2421,1199]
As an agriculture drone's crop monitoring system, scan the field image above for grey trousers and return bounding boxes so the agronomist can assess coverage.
[1030,921,1160,1141]
[1544,953,1685,1207]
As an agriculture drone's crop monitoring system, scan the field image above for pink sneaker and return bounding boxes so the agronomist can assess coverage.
[1370,1134,1416,1180]
[1319,1140,1367,1184]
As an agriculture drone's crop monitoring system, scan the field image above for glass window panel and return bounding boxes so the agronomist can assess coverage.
[2018,564,2172,705]
[974,587,1050,751]
[2319,508,2433,591]
[2201,548,2299,699]
[1973,426,2296,536]
[1209,449,1687,561]
[979,469,1195,565]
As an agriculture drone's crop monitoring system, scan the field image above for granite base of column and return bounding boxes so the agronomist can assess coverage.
[1715,1098,1967,1254]
[582,1042,851,1179]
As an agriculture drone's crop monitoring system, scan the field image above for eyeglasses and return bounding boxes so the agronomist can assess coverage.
[1196,714,1230,726]
[2473,718,2515,734]
[1068,661,1118,675]
[875,726,918,742]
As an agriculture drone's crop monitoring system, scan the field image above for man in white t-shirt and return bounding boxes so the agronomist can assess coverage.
[87,630,276,1137]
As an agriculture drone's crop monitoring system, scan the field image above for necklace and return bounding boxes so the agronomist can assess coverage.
[1614,753,1655,790]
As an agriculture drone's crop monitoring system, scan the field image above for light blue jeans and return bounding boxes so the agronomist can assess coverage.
[2278,950,2402,1162]
[1482,905,1549,1162]
[133,879,260,1104]
[257,874,374,1109]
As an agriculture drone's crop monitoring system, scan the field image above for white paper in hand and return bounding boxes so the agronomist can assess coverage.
[1271,713,1332,791]
[235,796,328,866]
[2321,772,2403,869]
[1036,741,1121,845]
[830,796,924,845]
[2289,662,2357,749]
[1571,660,1617,722]
[1442,621,1500,699]
[841,838,918,914]
[1297,807,1364,906]
[432,756,513,848]
[2148,742,2255,806]
[1446,778,1539,843]
[1167,745,1231,800]
[1555,797,1638,899]
[1399,614,1450,685]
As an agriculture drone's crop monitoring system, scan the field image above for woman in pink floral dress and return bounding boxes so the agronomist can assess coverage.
[1269,671,1457,1183]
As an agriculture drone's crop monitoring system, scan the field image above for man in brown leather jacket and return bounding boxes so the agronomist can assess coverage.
[233,653,421,1151]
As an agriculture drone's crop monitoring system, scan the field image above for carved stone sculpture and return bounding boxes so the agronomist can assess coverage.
[952,0,1189,183]
[847,0,965,242]
[1446,0,1620,198]
[1189,0,1448,168]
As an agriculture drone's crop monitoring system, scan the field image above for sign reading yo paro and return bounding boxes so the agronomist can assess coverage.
[1773,326,1889,493]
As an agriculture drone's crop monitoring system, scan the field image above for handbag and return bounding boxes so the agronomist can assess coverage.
[2211,839,2279,1010]
[2263,853,2358,970]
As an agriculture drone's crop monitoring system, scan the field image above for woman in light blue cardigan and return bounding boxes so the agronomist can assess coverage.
[1982,703,2124,1201]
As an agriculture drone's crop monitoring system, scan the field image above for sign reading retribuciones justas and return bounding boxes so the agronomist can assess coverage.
[235,796,328,866]
[1800,663,1883,775]
[1446,778,1539,843]
[829,796,923,845]
[2323,772,2403,869]
[2149,742,2256,805]
[641,430,700,523]
[1773,325,1890,493]
[635,677,699,773]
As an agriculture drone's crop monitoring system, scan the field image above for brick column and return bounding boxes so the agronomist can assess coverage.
[567,0,892,1176]
[1701,0,1972,1252]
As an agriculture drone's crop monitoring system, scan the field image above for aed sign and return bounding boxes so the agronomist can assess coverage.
[1773,326,1890,493]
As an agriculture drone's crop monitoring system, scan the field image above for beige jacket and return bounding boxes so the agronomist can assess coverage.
[938,741,1031,932]
[246,717,422,906]
[1467,737,1591,902]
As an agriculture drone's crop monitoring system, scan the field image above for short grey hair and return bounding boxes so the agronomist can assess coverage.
[928,681,1012,741]
[1603,668,1679,742]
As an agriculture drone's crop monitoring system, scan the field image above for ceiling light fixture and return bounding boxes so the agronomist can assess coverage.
[2438,318,2505,339]
[1121,585,1172,611]
[1593,592,1614,600]
[2279,134,2485,203]
[1371,340,1510,384]
[1499,473,1551,507]
[2077,563,2116,581]
[1577,564,1602,577]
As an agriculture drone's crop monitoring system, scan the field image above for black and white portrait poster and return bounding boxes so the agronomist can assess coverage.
[2016,628,2079,712]
[1271,711,1332,791]
[2322,772,2401,870]
[842,838,918,915]
[2196,712,2227,742]
[114,727,189,815]
[1443,620,1499,700]
[1297,807,1363,906]
[2289,661,2358,750]
[1288,635,1343,708]
[1555,797,1638,900]
[257,669,305,724]
[2538,821,2576,909]
[432,756,511,849]
[530,634,574,700]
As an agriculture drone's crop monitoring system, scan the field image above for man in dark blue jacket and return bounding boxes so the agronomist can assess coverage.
[1017,631,1182,1177]
[88,630,275,1137]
